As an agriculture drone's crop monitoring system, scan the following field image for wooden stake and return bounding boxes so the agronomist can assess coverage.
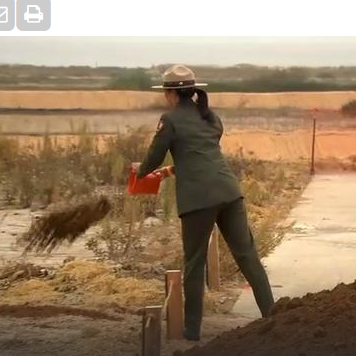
[310,117,317,175]
[310,108,318,175]
[165,270,184,340]
[142,306,162,356]
[207,227,220,291]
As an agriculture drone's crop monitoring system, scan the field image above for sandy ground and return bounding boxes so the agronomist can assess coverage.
[0,312,250,356]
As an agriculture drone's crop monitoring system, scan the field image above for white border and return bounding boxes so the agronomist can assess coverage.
[1,0,356,35]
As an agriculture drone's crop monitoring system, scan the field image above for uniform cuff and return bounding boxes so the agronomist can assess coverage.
[167,166,174,176]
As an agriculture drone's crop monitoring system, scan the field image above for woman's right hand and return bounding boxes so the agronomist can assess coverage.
[153,166,174,179]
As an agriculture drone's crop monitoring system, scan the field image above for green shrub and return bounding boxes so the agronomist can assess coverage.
[108,68,152,90]
[85,196,144,262]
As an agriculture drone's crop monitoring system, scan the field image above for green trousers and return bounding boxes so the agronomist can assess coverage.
[180,197,274,334]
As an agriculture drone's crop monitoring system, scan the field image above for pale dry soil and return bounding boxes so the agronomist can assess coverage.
[0,313,251,356]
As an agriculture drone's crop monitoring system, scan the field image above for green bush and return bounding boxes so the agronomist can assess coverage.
[85,196,145,262]
[108,68,152,90]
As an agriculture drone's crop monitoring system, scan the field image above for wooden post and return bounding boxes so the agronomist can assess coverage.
[142,306,162,356]
[165,270,184,340]
[207,226,220,291]
[310,117,316,175]
[310,108,318,175]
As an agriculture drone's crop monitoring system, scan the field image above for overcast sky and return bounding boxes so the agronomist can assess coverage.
[1,36,356,67]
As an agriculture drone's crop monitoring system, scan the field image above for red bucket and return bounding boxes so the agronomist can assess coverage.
[127,169,162,195]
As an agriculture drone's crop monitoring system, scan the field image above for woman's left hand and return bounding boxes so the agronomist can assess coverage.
[131,162,141,173]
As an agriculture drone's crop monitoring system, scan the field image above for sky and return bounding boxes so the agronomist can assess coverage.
[1,36,356,67]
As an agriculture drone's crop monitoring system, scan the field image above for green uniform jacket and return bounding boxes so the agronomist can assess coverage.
[137,98,242,216]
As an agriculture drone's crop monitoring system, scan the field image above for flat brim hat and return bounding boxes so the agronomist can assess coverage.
[151,64,208,89]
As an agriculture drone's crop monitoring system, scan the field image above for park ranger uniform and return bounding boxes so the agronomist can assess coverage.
[137,98,274,338]
[137,65,273,340]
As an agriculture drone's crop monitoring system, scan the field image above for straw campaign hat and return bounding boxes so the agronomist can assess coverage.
[152,64,208,89]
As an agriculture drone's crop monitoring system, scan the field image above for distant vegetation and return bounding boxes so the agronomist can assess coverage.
[341,100,356,116]
[1,64,356,92]
[107,68,152,90]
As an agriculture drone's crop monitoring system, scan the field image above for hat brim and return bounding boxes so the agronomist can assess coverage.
[151,83,208,89]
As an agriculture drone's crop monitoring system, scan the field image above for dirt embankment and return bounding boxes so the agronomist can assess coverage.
[179,281,356,356]
[1,90,356,110]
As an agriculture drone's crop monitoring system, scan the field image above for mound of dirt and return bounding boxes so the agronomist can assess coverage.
[179,281,356,356]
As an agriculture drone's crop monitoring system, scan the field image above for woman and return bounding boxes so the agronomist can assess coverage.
[134,64,274,341]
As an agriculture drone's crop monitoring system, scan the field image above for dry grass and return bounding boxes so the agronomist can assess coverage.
[1,90,356,110]
[53,260,112,285]
[0,128,151,208]
[0,260,164,311]
[1,279,61,304]
[210,91,356,110]
[0,91,165,110]
[84,276,164,309]
[54,261,164,309]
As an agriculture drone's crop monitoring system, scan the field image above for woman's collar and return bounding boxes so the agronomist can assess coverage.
[178,98,195,107]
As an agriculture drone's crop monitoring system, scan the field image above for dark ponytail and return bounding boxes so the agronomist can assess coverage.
[195,88,214,123]
[175,87,215,123]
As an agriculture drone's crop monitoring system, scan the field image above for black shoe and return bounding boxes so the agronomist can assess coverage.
[183,329,200,341]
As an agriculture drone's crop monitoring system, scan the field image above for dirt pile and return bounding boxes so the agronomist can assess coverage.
[179,281,356,356]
